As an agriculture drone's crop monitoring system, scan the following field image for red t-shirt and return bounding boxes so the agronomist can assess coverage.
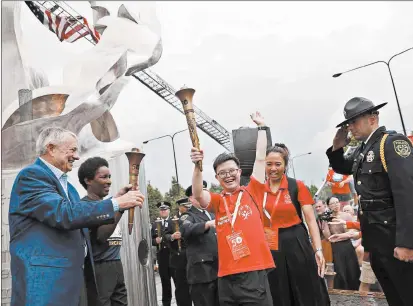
[326,169,351,195]
[260,175,314,229]
[207,176,275,277]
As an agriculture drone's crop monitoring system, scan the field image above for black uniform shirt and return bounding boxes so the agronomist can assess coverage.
[326,126,413,254]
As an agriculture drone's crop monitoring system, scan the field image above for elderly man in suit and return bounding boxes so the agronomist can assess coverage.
[8,127,144,306]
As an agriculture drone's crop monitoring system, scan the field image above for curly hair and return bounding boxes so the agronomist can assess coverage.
[78,157,109,190]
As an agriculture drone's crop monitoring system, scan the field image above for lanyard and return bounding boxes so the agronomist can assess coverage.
[263,191,282,227]
[222,191,244,231]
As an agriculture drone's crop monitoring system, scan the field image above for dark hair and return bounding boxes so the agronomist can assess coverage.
[266,143,289,168]
[325,196,338,205]
[78,157,109,190]
[213,152,241,173]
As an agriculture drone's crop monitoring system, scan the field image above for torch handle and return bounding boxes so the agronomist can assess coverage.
[128,172,139,235]
[184,108,203,172]
[156,222,162,251]
[174,220,182,252]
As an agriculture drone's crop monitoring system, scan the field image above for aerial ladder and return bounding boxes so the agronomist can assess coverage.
[34,1,234,152]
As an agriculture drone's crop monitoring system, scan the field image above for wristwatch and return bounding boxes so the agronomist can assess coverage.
[257,126,268,131]
[315,248,323,253]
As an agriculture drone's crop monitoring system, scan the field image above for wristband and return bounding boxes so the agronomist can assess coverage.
[257,126,268,131]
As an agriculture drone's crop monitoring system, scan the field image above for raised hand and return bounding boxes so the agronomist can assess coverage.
[250,111,266,127]
[332,126,350,151]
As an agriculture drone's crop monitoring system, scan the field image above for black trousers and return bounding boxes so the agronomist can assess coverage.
[87,260,127,306]
[268,225,330,306]
[159,254,175,306]
[190,280,219,306]
[218,270,272,306]
[174,267,192,306]
[370,252,413,306]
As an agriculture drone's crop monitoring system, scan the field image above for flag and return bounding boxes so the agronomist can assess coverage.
[25,1,100,43]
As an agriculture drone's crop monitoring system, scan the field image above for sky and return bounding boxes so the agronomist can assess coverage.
[5,1,413,193]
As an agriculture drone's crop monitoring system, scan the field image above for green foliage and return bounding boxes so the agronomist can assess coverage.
[209,182,223,194]
[146,183,164,222]
[164,176,186,217]
[307,184,319,197]
[344,135,361,152]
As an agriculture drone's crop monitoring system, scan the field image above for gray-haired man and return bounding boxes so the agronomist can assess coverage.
[9,127,144,306]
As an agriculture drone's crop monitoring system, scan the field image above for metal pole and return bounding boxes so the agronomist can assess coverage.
[291,160,296,179]
[291,152,311,179]
[143,129,187,194]
[386,63,407,136]
[170,135,179,186]
[333,47,413,136]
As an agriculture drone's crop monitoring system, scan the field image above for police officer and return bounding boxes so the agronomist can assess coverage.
[165,198,192,306]
[180,183,219,306]
[151,201,175,306]
[326,97,413,306]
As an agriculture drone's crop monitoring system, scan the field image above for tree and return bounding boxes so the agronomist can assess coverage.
[164,176,186,217]
[209,182,223,193]
[147,183,164,222]
[307,184,319,198]
[344,135,361,152]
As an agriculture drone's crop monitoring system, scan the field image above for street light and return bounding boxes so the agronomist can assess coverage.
[143,129,187,188]
[290,152,312,179]
[333,47,413,136]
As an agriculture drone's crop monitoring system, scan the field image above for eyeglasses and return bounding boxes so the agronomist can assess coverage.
[329,201,340,205]
[217,168,239,179]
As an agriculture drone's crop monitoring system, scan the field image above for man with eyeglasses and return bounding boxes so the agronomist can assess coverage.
[189,112,274,306]
[326,97,413,306]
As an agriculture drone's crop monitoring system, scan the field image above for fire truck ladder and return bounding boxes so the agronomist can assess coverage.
[34,1,234,152]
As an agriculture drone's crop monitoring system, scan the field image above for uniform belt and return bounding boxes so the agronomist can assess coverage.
[360,198,393,211]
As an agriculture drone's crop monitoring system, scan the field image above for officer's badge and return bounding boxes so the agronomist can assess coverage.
[343,110,347,117]
[393,140,411,158]
[366,150,375,162]
[180,214,188,221]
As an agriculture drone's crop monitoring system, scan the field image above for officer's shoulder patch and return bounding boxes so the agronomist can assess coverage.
[393,139,411,158]
[180,214,189,221]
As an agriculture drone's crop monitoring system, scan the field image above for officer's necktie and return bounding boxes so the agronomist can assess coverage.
[360,142,365,152]
[203,210,211,220]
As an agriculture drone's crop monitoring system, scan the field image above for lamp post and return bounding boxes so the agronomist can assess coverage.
[333,47,413,136]
[143,129,187,188]
[291,152,312,179]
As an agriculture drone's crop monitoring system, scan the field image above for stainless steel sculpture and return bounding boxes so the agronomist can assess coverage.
[2,1,162,305]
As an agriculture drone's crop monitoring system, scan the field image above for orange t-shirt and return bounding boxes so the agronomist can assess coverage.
[260,175,314,230]
[326,169,351,195]
[207,176,275,277]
